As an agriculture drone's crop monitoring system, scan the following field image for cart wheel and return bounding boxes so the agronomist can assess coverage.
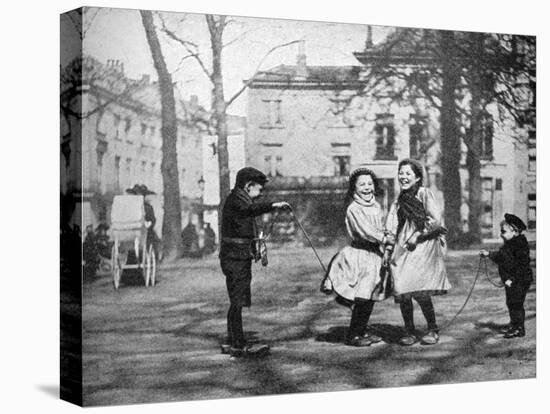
[142,242,148,286]
[144,245,155,287]
[112,244,121,290]
[149,246,156,287]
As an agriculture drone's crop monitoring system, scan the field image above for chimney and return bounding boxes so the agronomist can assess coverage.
[107,59,124,74]
[365,25,373,49]
[296,40,307,79]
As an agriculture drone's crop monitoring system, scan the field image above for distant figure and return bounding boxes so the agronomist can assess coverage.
[181,222,199,257]
[203,222,217,255]
[126,184,160,259]
[480,214,533,338]
[83,225,99,279]
[95,222,111,258]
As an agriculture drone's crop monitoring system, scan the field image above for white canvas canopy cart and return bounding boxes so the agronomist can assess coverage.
[110,195,157,289]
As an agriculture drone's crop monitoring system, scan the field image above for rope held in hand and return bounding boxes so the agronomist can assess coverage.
[265,205,504,332]
[481,255,505,288]
[437,256,483,331]
[287,206,327,274]
[438,255,504,332]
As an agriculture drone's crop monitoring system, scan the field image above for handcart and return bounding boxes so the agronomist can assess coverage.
[110,195,157,289]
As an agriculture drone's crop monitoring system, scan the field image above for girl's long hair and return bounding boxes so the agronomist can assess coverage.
[396,159,426,234]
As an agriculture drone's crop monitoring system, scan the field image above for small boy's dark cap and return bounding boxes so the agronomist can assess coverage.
[235,167,268,187]
[504,213,527,232]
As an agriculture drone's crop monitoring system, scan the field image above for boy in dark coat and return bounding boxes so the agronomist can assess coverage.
[481,213,533,338]
[219,167,289,357]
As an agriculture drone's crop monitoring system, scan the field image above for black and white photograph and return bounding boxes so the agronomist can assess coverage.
[4,0,548,413]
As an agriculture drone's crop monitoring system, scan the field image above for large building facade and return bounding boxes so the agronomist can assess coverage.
[245,36,535,241]
[60,57,207,235]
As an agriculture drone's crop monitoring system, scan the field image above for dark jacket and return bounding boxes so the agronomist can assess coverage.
[144,201,159,249]
[219,187,274,260]
[144,202,156,228]
[489,234,533,283]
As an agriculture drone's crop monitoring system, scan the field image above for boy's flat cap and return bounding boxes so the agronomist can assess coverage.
[504,213,527,232]
[235,167,268,187]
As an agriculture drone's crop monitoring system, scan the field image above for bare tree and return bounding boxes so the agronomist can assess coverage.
[459,33,535,242]
[140,10,183,260]
[160,14,300,234]
[354,28,464,244]
[354,28,534,244]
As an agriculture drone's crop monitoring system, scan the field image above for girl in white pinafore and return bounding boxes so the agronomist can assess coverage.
[384,159,451,346]
[323,168,389,347]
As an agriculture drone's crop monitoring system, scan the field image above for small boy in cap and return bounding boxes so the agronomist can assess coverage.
[219,167,290,357]
[480,213,533,338]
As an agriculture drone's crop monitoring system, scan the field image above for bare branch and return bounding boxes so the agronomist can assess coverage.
[223,28,253,49]
[65,10,83,39]
[226,39,302,107]
[159,14,214,82]
[82,7,102,38]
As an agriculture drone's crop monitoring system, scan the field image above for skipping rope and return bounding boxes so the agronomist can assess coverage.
[265,205,506,333]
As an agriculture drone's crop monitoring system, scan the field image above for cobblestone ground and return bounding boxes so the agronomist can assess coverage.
[82,247,536,406]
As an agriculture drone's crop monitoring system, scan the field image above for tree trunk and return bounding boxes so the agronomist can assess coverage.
[141,10,183,261]
[439,31,463,246]
[465,33,485,244]
[206,15,231,237]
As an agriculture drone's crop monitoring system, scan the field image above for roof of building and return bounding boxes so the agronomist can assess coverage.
[61,55,211,127]
[248,64,364,88]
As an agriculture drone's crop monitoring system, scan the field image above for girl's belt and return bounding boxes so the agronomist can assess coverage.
[351,240,381,254]
[222,237,254,245]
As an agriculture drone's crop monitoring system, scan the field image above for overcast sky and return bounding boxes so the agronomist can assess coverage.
[62,7,393,116]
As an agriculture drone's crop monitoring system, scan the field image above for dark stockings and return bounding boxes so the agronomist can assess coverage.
[348,300,375,339]
[227,304,245,348]
[400,295,437,333]
[506,281,530,330]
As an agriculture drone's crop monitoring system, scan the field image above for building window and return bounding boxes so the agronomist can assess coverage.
[264,155,272,175]
[262,155,278,177]
[333,155,350,176]
[114,156,121,192]
[528,130,536,172]
[275,156,283,177]
[528,193,536,229]
[126,158,132,188]
[113,114,121,140]
[375,114,396,160]
[151,162,157,191]
[141,122,147,135]
[480,113,493,159]
[409,115,429,159]
[261,99,282,128]
[125,117,132,134]
[141,161,147,183]
[481,177,494,237]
